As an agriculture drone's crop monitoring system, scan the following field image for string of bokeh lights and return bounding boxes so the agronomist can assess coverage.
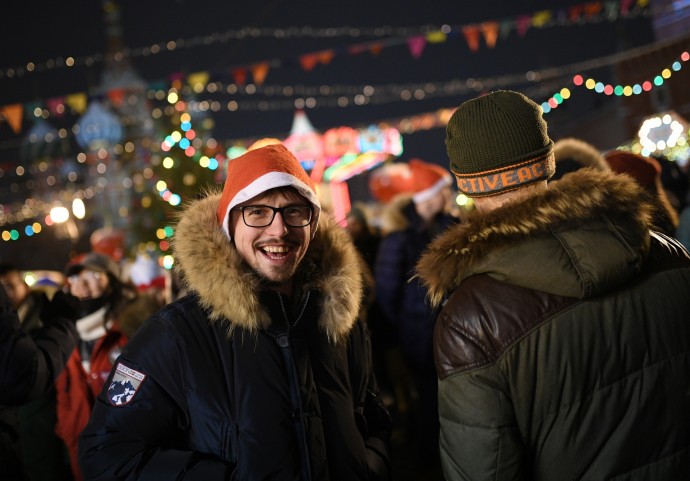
[540,49,690,113]
[3,46,690,244]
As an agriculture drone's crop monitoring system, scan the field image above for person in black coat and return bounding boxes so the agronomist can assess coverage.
[78,142,391,480]
[0,283,79,481]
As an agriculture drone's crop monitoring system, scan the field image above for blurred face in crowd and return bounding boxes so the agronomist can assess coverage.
[414,185,452,222]
[230,187,314,296]
[0,271,31,309]
[68,268,110,300]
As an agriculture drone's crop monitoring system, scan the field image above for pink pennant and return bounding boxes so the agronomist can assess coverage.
[407,35,427,59]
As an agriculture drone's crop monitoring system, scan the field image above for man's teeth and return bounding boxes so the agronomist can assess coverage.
[263,246,289,253]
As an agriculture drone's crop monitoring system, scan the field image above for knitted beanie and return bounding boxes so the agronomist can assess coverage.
[409,159,452,204]
[216,143,321,238]
[65,252,121,279]
[446,90,555,197]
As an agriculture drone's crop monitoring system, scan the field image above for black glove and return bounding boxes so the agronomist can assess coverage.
[41,291,81,323]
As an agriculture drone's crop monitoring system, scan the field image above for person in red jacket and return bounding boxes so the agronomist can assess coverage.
[56,252,157,481]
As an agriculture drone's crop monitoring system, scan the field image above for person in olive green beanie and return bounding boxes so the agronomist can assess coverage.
[445,89,554,197]
[417,90,690,481]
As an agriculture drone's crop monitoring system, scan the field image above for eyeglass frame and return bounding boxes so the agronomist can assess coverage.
[236,204,314,228]
[67,270,104,283]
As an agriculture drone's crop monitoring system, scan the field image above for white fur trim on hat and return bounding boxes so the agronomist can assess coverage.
[412,176,451,204]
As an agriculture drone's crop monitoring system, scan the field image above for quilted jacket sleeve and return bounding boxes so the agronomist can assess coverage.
[438,365,525,481]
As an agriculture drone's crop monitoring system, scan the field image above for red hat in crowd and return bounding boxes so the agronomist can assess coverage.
[603,150,661,188]
[409,159,453,204]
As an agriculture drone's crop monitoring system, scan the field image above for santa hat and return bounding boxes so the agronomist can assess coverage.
[409,159,453,204]
[603,150,661,188]
[216,143,321,238]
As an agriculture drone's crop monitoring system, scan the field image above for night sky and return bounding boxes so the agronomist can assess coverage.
[0,0,674,269]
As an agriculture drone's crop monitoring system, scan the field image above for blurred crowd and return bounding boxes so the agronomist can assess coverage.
[2,127,690,480]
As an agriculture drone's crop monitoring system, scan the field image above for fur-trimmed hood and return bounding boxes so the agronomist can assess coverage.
[172,192,364,342]
[417,169,654,307]
[379,194,415,234]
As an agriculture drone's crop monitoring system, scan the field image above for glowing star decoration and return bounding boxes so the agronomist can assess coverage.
[637,111,689,155]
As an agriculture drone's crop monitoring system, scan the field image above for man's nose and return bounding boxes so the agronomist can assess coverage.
[264,211,289,236]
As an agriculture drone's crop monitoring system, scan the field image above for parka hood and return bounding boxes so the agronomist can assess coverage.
[417,169,654,307]
[172,192,364,342]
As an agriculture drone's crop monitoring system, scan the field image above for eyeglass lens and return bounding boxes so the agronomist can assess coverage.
[241,205,312,227]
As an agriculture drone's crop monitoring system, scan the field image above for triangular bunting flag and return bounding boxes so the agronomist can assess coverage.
[462,25,481,52]
[603,1,618,20]
[568,5,584,21]
[251,62,270,86]
[187,71,210,91]
[299,53,319,71]
[499,19,513,39]
[317,50,334,65]
[66,93,87,114]
[1,104,24,134]
[584,2,603,18]
[231,68,247,85]
[480,22,499,48]
[46,97,66,117]
[347,44,368,55]
[515,15,532,36]
[426,31,447,44]
[532,10,552,28]
[407,35,427,59]
[620,0,634,15]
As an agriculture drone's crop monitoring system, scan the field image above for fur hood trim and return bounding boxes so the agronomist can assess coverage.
[172,192,363,342]
[379,194,414,234]
[553,137,611,172]
[417,169,653,307]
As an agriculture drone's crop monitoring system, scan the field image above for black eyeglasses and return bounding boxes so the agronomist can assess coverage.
[237,204,314,228]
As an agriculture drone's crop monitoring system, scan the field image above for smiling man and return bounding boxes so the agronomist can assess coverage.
[78,143,391,481]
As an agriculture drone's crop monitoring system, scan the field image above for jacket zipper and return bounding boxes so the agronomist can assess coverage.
[277,291,313,480]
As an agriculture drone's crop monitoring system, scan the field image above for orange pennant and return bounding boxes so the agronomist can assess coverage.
[462,25,480,52]
[251,62,270,86]
[1,103,23,134]
[299,53,319,71]
[317,50,334,65]
[480,22,499,48]
[584,2,603,18]
[369,43,383,56]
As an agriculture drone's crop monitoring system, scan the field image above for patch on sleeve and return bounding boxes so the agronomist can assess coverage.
[107,362,147,406]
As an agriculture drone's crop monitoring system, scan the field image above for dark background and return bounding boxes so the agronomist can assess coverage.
[1,0,688,270]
